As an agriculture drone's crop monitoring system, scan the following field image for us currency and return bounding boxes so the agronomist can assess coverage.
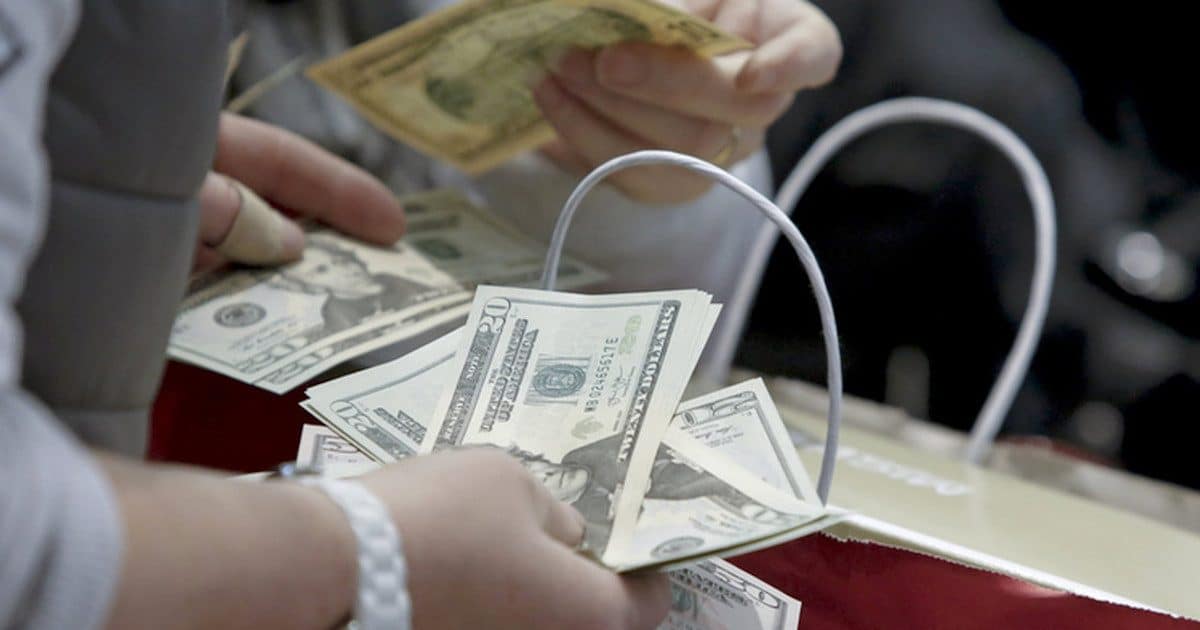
[300,316,839,569]
[304,329,462,460]
[307,0,750,174]
[295,420,812,628]
[663,559,801,630]
[168,189,603,393]
[294,424,380,478]
[618,429,827,571]
[427,285,718,565]
[296,423,372,467]
[669,379,820,505]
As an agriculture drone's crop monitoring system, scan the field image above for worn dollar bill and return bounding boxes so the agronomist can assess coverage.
[168,189,603,393]
[670,379,820,505]
[301,335,837,569]
[296,423,371,467]
[307,0,750,174]
[305,329,462,460]
[619,429,826,571]
[426,285,717,565]
[663,559,801,630]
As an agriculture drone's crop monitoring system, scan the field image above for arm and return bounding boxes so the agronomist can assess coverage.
[0,4,118,628]
[100,457,357,629]
[106,449,670,630]
[1,4,354,628]
[3,4,666,629]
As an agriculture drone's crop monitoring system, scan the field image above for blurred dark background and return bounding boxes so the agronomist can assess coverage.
[740,0,1200,489]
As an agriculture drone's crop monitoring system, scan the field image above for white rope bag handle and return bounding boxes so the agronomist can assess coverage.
[712,97,1057,464]
[539,150,844,504]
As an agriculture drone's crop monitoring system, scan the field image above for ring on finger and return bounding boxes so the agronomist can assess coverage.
[573,525,590,555]
[710,126,742,167]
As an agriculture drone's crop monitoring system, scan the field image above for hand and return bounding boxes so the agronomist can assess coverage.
[359,449,671,629]
[194,113,407,272]
[533,0,841,205]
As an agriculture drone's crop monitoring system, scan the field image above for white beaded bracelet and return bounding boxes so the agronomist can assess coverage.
[300,477,411,630]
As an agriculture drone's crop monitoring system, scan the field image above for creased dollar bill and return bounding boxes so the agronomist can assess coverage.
[426,285,717,565]
[296,423,370,467]
[307,0,750,173]
[305,329,462,460]
[168,189,603,393]
[670,378,820,506]
[617,428,825,571]
[663,559,801,630]
[301,330,840,570]
[291,423,804,629]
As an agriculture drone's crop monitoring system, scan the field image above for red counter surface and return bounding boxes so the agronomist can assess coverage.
[151,361,1198,629]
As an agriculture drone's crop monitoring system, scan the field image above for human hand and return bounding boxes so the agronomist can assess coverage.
[193,113,406,272]
[359,449,671,629]
[533,0,840,205]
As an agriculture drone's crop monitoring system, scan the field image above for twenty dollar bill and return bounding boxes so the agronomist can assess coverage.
[168,189,602,393]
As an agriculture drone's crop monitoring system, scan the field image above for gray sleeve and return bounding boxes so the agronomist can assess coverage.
[0,2,125,629]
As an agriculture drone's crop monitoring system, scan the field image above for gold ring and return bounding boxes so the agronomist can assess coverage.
[572,522,591,555]
[710,127,742,167]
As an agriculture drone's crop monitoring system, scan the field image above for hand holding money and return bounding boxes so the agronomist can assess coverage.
[303,286,841,572]
[537,0,841,203]
[171,189,604,393]
[295,428,804,629]
[307,0,751,175]
[308,0,839,202]
[195,113,406,272]
[357,448,672,629]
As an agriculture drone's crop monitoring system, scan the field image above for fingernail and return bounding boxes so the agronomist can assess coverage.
[279,219,305,260]
[597,47,648,87]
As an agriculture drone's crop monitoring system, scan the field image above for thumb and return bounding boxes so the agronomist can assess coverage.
[200,173,306,266]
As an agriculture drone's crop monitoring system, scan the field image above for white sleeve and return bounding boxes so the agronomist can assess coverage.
[0,2,124,629]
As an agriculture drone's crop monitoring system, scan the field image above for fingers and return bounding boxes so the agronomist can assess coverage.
[551,50,732,159]
[196,172,305,270]
[534,540,673,630]
[594,43,792,128]
[735,4,842,93]
[532,76,718,204]
[214,113,406,245]
[519,469,670,629]
[197,171,242,249]
[540,496,587,550]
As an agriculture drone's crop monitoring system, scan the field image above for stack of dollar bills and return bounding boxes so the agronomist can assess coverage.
[301,285,842,573]
[167,189,605,393]
[294,427,809,629]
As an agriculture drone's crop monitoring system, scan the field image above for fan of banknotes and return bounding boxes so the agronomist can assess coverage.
[167,189,606,393]
[175,190,839,625]
[300,283,842,573]
[294,428,808,629]
[307,0,751,173]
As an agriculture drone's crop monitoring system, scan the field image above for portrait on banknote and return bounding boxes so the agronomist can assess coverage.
[267,235,449,340]
[508,435,784,550]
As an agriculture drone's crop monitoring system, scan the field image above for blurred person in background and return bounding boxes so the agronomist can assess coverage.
[744,0,1199,490]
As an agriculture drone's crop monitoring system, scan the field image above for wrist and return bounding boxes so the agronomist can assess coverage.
[299,477,411,630]
[283,481,360,623]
